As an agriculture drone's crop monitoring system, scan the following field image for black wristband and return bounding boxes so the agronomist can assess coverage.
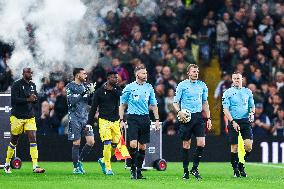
[120,119,124,122]
[155,119,159,121]
[206,117,211,120]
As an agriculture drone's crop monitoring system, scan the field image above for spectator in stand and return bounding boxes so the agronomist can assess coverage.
[271,107,284,136]
[252,103,271,136]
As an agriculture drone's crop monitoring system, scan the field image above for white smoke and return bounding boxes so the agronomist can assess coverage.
[0,0,107,86]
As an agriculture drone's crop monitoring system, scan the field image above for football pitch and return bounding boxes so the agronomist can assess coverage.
[0,162,283,189]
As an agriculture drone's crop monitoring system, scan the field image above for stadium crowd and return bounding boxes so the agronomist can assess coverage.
[0,0,283,137]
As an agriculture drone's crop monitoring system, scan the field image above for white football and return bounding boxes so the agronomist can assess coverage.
[177,109,191,123]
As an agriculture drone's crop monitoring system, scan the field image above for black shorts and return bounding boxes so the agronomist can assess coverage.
[228,118,253,144]
[68,120,94,141]
[178,112,205,140]
[126,114,151,144]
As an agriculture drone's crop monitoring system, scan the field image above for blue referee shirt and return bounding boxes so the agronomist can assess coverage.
[120,82,157,115]
[222,87,255,119]
[173,79,208,113]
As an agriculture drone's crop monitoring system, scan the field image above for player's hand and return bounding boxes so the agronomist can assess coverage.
[155,120,160,131]
[86,82,96,95]
[248,112,254,122]
[206,119,212,131]
[232,121,240,132]
[27,94,37,102]
[178,111,187,123]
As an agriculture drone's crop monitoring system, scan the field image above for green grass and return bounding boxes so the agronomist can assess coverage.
[0,162,283,189]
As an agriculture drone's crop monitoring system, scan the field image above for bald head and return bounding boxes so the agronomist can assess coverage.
[22,67,33,81]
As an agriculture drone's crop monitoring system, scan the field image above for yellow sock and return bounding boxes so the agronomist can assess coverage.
[103,144,112,170]
[30,143,38,167]
[6,143,16,164]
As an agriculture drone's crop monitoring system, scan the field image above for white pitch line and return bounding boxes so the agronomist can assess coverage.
[247,163,284,169]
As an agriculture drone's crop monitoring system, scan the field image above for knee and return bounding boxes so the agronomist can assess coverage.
[197,140,205,147]
[130,141,137,148]
[183,141,191,149]
[87,140,95,147]
[73,140,80,146]
[244,144,252,152]
[231,145,238,153]
[139,144,146,150]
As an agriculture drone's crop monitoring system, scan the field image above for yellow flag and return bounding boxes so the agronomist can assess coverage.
[238,132,245,164]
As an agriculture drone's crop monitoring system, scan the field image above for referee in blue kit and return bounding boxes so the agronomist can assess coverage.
[222,71,255,178]
[173,64,212,180]
[119,65,160,180]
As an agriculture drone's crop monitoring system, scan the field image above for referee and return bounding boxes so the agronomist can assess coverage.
[119,65,160,180]
[222,71,255,177]
[87,71,122,175]
[173,64,212,180]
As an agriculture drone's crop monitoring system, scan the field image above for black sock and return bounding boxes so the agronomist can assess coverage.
[192,146,204,170]
[182,148,190,172]
[72,145,80,168]
[137,149,145,171]
[231,152,239,169]
[244,151,251,161]
[129,147,137,171]
[79,144,93,161]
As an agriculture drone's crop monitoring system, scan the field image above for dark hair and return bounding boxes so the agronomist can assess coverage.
[107,71,118,77]
[73,68,84,77]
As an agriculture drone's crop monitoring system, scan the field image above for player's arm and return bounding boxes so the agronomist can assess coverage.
[173,83,187,122]
[202,84,211,130]
[149,86,160,130]
[66,85,83,107]
[31,83,38,104]
[119,85,130,123]
[202,84,211,119]
[87,90,99,126]
[11,82,29,104]
[222,91,239,131]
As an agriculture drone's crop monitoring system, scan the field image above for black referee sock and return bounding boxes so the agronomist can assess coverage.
[244,151,251,161]
[79,144,93,161]
[137,149,146,171]
[72,145,80,168]
[129,147,138,170]
[182,148,190,172]
[192,146,204,170]
[231,152,239,169]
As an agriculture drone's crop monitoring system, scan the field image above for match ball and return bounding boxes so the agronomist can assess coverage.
[177,109,191,123]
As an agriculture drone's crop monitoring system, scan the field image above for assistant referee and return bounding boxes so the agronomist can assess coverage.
[222,71,255,177]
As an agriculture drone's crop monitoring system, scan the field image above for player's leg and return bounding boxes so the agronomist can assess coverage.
[127,116,139,179]
[190,137,205,180]
[68,120,83,174]
[4,135,19,173]
[136,116,151,179]
[190,114,206,180]
[228,121,240,177]
[78,124,95,173]
[238,122,253,177]
[4,116,23,173]
[26,130,45,173]
[182,140,191,179]
[25,117,45,173]
[97,118,112,174]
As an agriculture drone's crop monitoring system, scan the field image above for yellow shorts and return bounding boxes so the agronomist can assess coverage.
[10,116,37,135]
[98,118,121,144]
